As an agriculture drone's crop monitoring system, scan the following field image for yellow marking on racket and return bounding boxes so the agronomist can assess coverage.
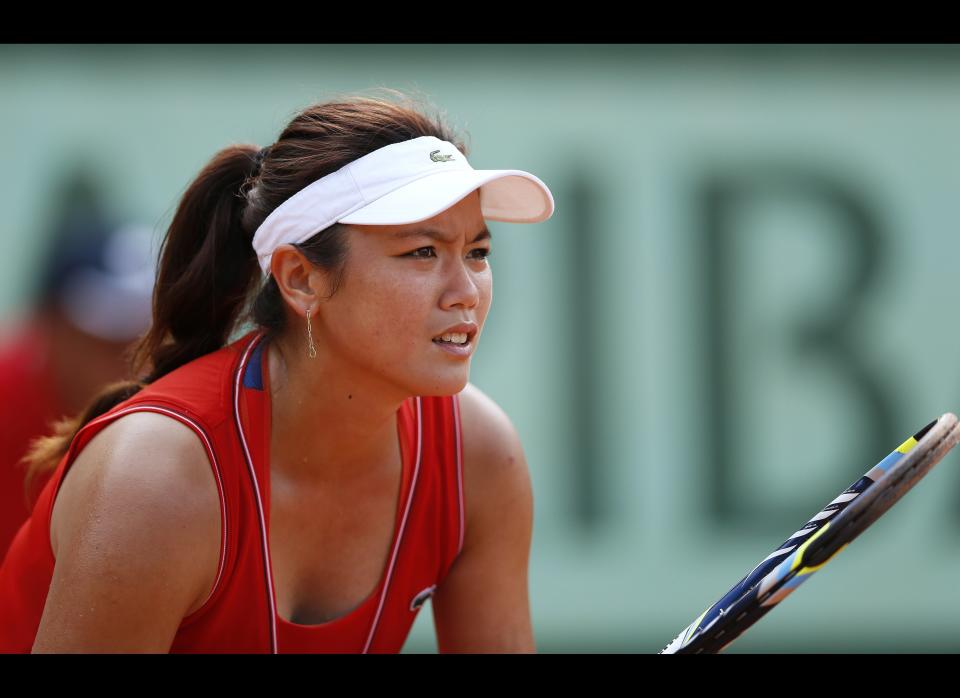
[684,609,710,644]
[791,521,832,572]
[797,543,849,575]
[790,521,853,576]
[897,436,918,454]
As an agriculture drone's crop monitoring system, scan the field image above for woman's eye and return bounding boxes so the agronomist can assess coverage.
[408,246,436,258]
[470,248,492,260]
[407,247,492,260]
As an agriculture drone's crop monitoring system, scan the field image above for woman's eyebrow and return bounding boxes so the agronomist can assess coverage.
[390,226,492,243]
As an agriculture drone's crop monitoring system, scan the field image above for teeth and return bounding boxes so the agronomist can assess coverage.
[436,332,468,344]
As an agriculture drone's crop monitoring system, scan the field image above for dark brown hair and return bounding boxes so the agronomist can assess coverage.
[21,88,468,508]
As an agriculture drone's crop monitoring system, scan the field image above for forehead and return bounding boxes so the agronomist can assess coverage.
[386,224,492,244]
[351,190,490,244]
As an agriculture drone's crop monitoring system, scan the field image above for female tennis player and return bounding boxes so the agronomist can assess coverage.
[0,92,555,653]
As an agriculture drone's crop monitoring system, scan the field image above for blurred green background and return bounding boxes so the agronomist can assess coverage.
[3,44,960,653]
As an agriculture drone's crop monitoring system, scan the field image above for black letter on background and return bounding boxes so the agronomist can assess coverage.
[699,166,893,530]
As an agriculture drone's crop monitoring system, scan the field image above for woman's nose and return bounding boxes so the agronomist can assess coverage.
[444,260,481,308]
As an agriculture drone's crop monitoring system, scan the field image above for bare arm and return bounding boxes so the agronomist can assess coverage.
[33,412,222,653]
[431,383,535,653]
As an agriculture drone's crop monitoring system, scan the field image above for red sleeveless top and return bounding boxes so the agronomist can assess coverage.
[0,329,465,653]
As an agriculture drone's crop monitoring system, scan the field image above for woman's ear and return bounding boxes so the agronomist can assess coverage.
[269,244,332,316]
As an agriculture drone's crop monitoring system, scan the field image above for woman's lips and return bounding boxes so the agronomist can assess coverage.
[432,336,473,357]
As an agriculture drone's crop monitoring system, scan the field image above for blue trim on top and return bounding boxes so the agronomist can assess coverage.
[875,448,905,476]
[243,336,266,390]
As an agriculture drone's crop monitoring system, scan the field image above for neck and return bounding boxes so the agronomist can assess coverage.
[265,331,406,488]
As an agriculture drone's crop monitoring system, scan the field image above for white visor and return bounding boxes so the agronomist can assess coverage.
[252,135,554,276]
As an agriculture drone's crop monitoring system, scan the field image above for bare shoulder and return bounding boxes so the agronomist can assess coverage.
[50,410,219,560]
[38,410,222,651]
[455,382,532,549]
[457,380,523,445]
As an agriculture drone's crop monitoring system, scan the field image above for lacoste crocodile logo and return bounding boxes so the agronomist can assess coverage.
[410,584,437,611]
[429,150,455,162]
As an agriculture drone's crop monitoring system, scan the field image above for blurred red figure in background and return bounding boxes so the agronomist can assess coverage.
[0,195,155,559]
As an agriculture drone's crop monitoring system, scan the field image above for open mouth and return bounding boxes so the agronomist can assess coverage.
[431,332,474,356]
[432,336,471,346]
[431,327,477,346]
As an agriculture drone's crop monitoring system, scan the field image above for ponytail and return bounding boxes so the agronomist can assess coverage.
[132,145,262,382]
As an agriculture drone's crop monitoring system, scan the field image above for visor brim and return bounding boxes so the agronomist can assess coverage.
[337,169,554,226]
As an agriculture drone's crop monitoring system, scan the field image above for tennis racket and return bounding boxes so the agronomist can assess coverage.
[661,412,960,654]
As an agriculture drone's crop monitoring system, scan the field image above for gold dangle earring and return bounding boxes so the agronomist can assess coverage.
[306,307,317,359]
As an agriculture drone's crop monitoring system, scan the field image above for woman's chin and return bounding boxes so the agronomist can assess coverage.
[415,372,469,397]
